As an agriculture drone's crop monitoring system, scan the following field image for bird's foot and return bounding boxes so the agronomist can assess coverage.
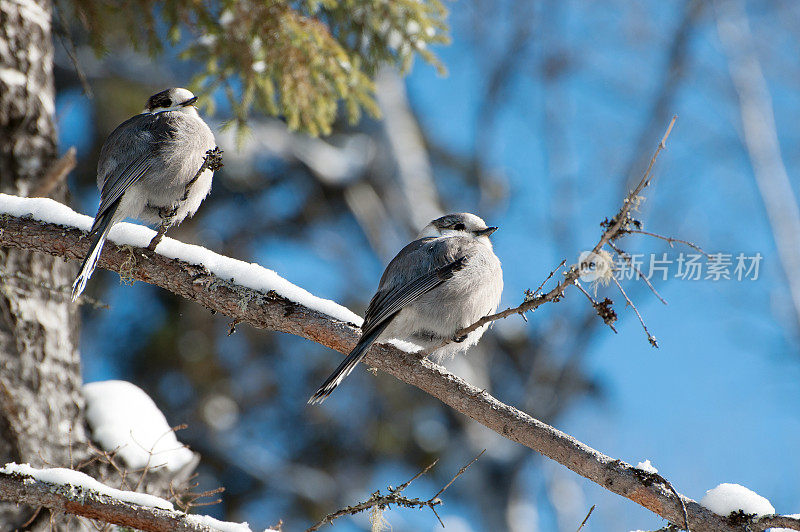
[157,204,179,220]
[147,226,167,251]
[204,146,224,172]
[147,211,175,251]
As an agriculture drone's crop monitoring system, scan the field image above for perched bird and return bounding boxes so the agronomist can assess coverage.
[308,213,503,404]
[71,88,217,301]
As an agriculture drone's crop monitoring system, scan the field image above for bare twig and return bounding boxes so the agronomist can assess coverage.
[52,1,93,98]
[621,229,711,258]
[576,504,595,532]
[573,281,618,333]
[527,259,567,299]
[665,478,690,532]
[450,116,677,341]
[306,452,482,532]
[610,275,658,348]
[607,241,668,305]
[430,449,485,501]
[170,474,224,513]
[31,147,77,198]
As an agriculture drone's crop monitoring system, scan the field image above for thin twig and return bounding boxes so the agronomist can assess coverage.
[306,451,484,532]
[430,449,485,501]
[450,116,678,341]
[396,459,439,493]
[576,504,595,532]
[622,229,710,258]
[607,241,668,305]
[20,506,43,529]
[573,281,618,333]
[31,147,77,198]
[663,478,690,532]
[52,2,93,98]
[529,259,567,298]
[610,276,658,348]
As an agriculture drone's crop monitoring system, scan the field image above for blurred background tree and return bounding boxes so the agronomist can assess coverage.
[45,0,800,530]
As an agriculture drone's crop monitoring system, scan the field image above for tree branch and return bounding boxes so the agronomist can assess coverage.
[450,116,677,342]
[0,469,255,532]
[1,201,798,531]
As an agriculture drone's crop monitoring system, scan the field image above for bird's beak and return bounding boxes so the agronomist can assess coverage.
[181,96,199,107]
[475,226,498,237]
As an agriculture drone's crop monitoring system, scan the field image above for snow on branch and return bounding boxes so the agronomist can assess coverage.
[0,464,267,532]
[0,121,798,530]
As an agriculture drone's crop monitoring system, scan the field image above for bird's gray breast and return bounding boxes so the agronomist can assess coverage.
[381,236,503,348]
[98,111,216,225]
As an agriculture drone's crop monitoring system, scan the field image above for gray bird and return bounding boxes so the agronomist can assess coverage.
[308,213,503,404]
[71,88,217,301]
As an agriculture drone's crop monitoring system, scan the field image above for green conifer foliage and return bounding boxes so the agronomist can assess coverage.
[65,0,450,135]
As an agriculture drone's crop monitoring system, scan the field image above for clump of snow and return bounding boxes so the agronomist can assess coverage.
[635,460,658,474]
[0,194,362,325]
[700,483,775,517]
[385,338,424,353]
[184,514,282,532]
[83,380,195,472]
[185,514,253,532]
[0,463,173,510]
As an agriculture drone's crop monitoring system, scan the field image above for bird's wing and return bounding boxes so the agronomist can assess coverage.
[95,114,173,219]
[96,151,153,218]
[361,238,467,337]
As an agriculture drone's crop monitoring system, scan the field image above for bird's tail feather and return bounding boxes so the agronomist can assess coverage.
[71,203,119,302]
[307,320,392,405]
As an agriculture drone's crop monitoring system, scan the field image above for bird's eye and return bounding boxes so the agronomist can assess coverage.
[453,223,466,230]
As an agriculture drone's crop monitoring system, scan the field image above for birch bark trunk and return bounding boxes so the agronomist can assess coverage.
[0,0,86,528]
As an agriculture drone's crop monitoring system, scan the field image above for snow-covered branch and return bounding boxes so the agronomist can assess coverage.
[0,464,264,532]
[2,197,799,531]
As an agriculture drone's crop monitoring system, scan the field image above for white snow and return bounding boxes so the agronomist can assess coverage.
[700,483,775,517]
[0,194,362,325]
[184,514,252,532]
[386,338,424,353]
[83,380,195,472]
[1,463,280,531]
[0,462,174,510]
[635,460,658,474]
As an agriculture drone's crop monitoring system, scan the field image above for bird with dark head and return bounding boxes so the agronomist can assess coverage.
[308,212,503,404]
[71,88,216,301]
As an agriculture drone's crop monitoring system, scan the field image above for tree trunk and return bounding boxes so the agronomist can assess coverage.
[0,0,86,528]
